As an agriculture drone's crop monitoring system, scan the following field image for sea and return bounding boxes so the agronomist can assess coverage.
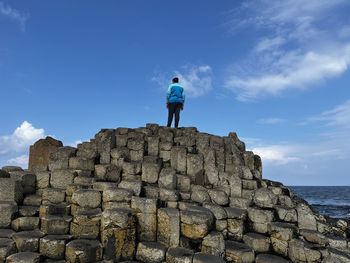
[289,186,350,219]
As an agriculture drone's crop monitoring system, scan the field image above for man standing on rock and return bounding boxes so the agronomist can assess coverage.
[166,77,185,128]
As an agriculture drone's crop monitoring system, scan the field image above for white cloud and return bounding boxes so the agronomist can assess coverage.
[255,37,286,53]
[152,64,213,98]
[224,0,350,101]
[257,117,286,124]
[6,154,28,166]
[0,2,29,31]
[0,121,45,154]
[251,144,300,165]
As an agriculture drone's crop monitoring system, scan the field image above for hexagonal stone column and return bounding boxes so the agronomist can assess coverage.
[101,208,137,261]
[12,230,45,252]
[39,234,72,259]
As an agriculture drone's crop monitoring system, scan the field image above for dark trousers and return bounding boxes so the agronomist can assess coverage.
[167,103,182,128]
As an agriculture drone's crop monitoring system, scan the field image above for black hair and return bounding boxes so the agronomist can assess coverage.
[172,77,179,83]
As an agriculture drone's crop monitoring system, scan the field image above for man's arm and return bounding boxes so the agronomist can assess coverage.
[166,85,172,103]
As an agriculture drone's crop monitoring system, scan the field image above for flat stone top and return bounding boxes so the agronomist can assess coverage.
[0,237,14,246]
[66,239,102,249]
[225,240,253,252]
[193,252,226,263]
[12,230,45,239]
[256,253,290,263]
[6,252,41,262]
[0,229,15,238]
[138,241,167,251]
[167,247,194,257]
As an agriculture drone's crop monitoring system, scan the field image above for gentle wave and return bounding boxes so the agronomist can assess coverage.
[289,186,350,219]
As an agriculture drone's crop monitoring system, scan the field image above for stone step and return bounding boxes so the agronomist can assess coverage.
[39,203,71,217]
[0,238,16,261]
[65,239,103,263]
[225,240,255,263]
[193,252,225,263]
[12,230,45,252]
[70,209,101,239]
[166,247,194,262]
[39,234,72,260]
[23,195,42,206]
[256,253,290,263]
[136,241,167,263]
[41,215,72,235]
[5,251,42,263]
[0,229,15,239]
[18,205,39,217]
[242,232,271,253]
[0,201,18,228]
[12,216,40,231]
[42,188,66,204]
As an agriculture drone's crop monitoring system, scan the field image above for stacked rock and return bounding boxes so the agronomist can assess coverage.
[0,124,349,263]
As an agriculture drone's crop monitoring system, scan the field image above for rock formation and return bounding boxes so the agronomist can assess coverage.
[0,124,349,262]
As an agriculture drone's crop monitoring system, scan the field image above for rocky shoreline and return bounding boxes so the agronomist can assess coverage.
[0,124,349,262]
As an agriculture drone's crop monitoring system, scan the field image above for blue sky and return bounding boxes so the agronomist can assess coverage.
[1,1,350,185]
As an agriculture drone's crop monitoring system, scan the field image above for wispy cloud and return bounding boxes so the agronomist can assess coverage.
[152,64,213,98]
[7,154,29,166]
[307,99,350,128]
[0,2,29,31]
[251,144,300,165]
[224,0,350,101]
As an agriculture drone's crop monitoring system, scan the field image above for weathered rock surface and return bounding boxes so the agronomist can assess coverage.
[29,136,63,172]
[0,124,348,262]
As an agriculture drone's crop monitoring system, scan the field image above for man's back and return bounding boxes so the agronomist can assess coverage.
[167,83,185,104]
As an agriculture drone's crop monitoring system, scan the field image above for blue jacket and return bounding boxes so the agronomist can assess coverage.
[167,83,185,104]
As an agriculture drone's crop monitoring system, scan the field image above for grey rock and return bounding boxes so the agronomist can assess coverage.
[136,242,167,263]
[131,197,157,214]
[201,231,225,257]
[118,180,142,196]
[193,252,225,263]
[11,217,39,231]
[157,208,180,247]
[296,203,317,230]
[275,206,297,222]
[0,238,16,261]
[142,161,161,184]
[158,168,177,189]
[65,239,103,263]
[39,234,72,260]
[0,178,23,203]
[254,188,278,208]
[5,252,42,263]
[50,170,76,189]
[12,230,44,252]
[255,253,290,263]
[243,232,271,253]
[166,247,193,263]
[42,188,65,204]
[203,203,227,220]
[300,229,328,246]
[0,202,18,228]
[208,189,229,206]
[72,189,101,209]
[103,188,133,203]
[288,239,321,263]
[225,240,255,263]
